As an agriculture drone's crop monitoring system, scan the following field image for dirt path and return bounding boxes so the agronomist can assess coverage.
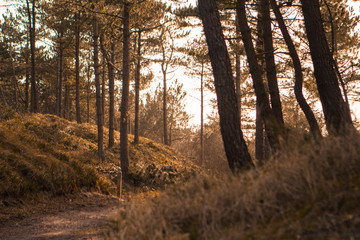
[0,193,121,240]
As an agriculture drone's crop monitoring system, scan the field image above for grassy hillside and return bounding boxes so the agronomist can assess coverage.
[108,133,360,239]
[0,106,199,199]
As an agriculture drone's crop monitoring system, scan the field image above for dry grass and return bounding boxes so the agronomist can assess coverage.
[0,115,102,197]
[0,106,199,199]
[108,132,360,239]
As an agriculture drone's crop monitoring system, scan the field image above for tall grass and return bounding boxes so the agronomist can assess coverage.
[108,132,360,239]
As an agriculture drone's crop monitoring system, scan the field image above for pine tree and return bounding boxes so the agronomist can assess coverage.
[120,2,131,181]
[198,0,253,172]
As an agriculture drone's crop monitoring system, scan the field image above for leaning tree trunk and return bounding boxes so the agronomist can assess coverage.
[198,0,253,172]
[270,0,321,139]
[300,0,353,134]
[120,2,130,181]
[261,0,284,126]
[92,16,105,162]
[237,0,283,150]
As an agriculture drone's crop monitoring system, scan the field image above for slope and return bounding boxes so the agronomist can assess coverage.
[0,106,200,223]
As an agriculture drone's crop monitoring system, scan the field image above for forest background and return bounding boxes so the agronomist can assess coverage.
[0,0,360,173]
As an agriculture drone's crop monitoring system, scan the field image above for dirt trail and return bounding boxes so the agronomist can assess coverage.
[0,193,121,240]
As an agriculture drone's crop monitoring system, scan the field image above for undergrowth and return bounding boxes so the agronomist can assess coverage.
[108,132,360,239]
[0,106,198,200]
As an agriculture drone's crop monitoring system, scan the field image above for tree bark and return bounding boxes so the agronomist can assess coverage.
[235,14,242,129]
[261,0,284,126]
[56,34,63,117]
[162,71,168,145]
[26,0,37,113]
[86,65,90,123]
[198,0,253,172]
[92,16,105,161]
[64,82,70,119]
[237,0,282,149]
[270,0,321,139]
[134,30,141,144]
[120,2,130,181]
[255,0,266,161]
[200,61,204,165]
[108,42,115,147]
[159,28,173,146]
[255,102,264,162]
[75,11,81,123]
[101,59,106,125]
[300,0,353,134]
[100,36,115,147]
[25,69,29,111]
[25,43,30,111]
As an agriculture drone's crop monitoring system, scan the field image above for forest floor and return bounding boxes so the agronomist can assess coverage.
[0,192,121,240]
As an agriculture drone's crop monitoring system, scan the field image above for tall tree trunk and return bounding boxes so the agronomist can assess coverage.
[261,0,284,126]
[108,42,115,147]
[134,30,141,144]
[169,122,172,146]
[75,11,81,123]
[120,2,130,181]
[92,16,105,161]
[200,61,204,165]
[100,36,115,147]
[198,0,253,172]
[255,102,264,162]
[235,14,242,129]
[64,82,70,119]
[159,28,173,146]
[255,0,266,161]
[162,71,168,145]
[270,0,321,139]
[25,70,29,111]
[237,0,282,150]
[323,1,351,115]
[25,43,30,111]
[86,65,91,123]
[56,34,63,117]
[26,0,37,113]
[300,0,353,134]
[102,59,106,125]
